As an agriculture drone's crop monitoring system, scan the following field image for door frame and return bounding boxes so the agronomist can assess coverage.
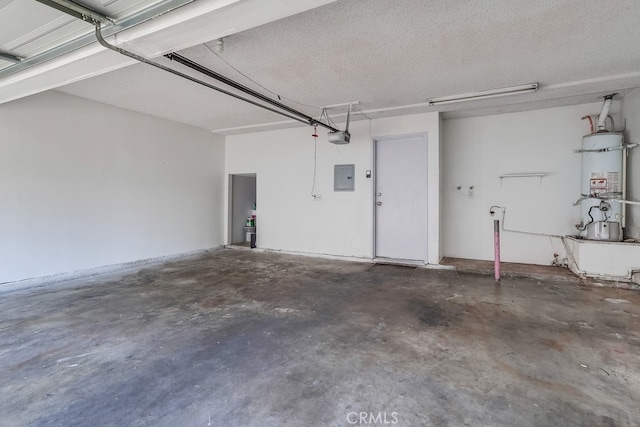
[372,132,428,264]
[227,173,257,246]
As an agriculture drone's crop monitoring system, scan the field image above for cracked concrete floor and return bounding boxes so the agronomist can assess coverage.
[2,249,640,426]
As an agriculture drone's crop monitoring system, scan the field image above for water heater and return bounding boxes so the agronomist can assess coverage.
[579,132,623,241]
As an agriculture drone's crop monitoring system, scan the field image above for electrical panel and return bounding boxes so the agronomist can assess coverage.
[334,164,355,191]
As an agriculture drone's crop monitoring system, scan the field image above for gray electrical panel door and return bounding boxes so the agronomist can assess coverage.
[334,164,355,191]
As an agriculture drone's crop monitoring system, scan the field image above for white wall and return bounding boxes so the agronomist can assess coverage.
[0,91,225,284]
[442,102,614,265]
[622,87,640,239]
[225,112,441,263]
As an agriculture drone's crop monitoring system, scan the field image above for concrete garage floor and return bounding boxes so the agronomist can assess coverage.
[2,250,640,426]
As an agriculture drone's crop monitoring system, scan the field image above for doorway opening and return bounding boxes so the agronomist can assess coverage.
[229,174,257,248]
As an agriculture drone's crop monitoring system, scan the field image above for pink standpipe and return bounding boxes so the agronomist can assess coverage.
[494,220,501,281]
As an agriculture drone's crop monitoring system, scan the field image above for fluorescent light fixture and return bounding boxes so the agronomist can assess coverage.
[428,83,538,106]
[323,101,359,109]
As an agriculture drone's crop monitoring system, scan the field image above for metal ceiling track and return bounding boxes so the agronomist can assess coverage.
[93,23,309,125]
[164,52,340,132]
[0,52,22,64]
[27,0,341,132]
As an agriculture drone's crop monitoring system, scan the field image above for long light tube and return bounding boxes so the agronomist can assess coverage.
[428,83,538,106]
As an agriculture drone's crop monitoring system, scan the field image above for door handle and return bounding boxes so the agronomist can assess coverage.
[376,201,382,206]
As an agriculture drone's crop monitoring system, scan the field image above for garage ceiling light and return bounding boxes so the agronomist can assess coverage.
[428,83,538,106]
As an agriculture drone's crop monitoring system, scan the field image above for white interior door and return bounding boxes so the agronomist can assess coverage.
[375,135,428,261]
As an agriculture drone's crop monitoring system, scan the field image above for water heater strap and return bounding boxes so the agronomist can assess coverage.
[574,144,637,153]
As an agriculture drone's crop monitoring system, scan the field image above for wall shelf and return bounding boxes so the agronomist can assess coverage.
[499,173,547,185]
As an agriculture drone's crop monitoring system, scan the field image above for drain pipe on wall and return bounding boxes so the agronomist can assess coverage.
[597,94,615,132]
[494,219,501,282]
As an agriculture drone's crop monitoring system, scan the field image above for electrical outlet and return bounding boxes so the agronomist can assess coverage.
[467,188,474,198]
[313,194,322,201]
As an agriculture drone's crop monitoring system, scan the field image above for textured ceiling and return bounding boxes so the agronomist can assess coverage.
[57,0,640,133]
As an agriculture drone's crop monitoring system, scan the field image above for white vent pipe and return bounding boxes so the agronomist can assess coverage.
[597,94,615,132]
